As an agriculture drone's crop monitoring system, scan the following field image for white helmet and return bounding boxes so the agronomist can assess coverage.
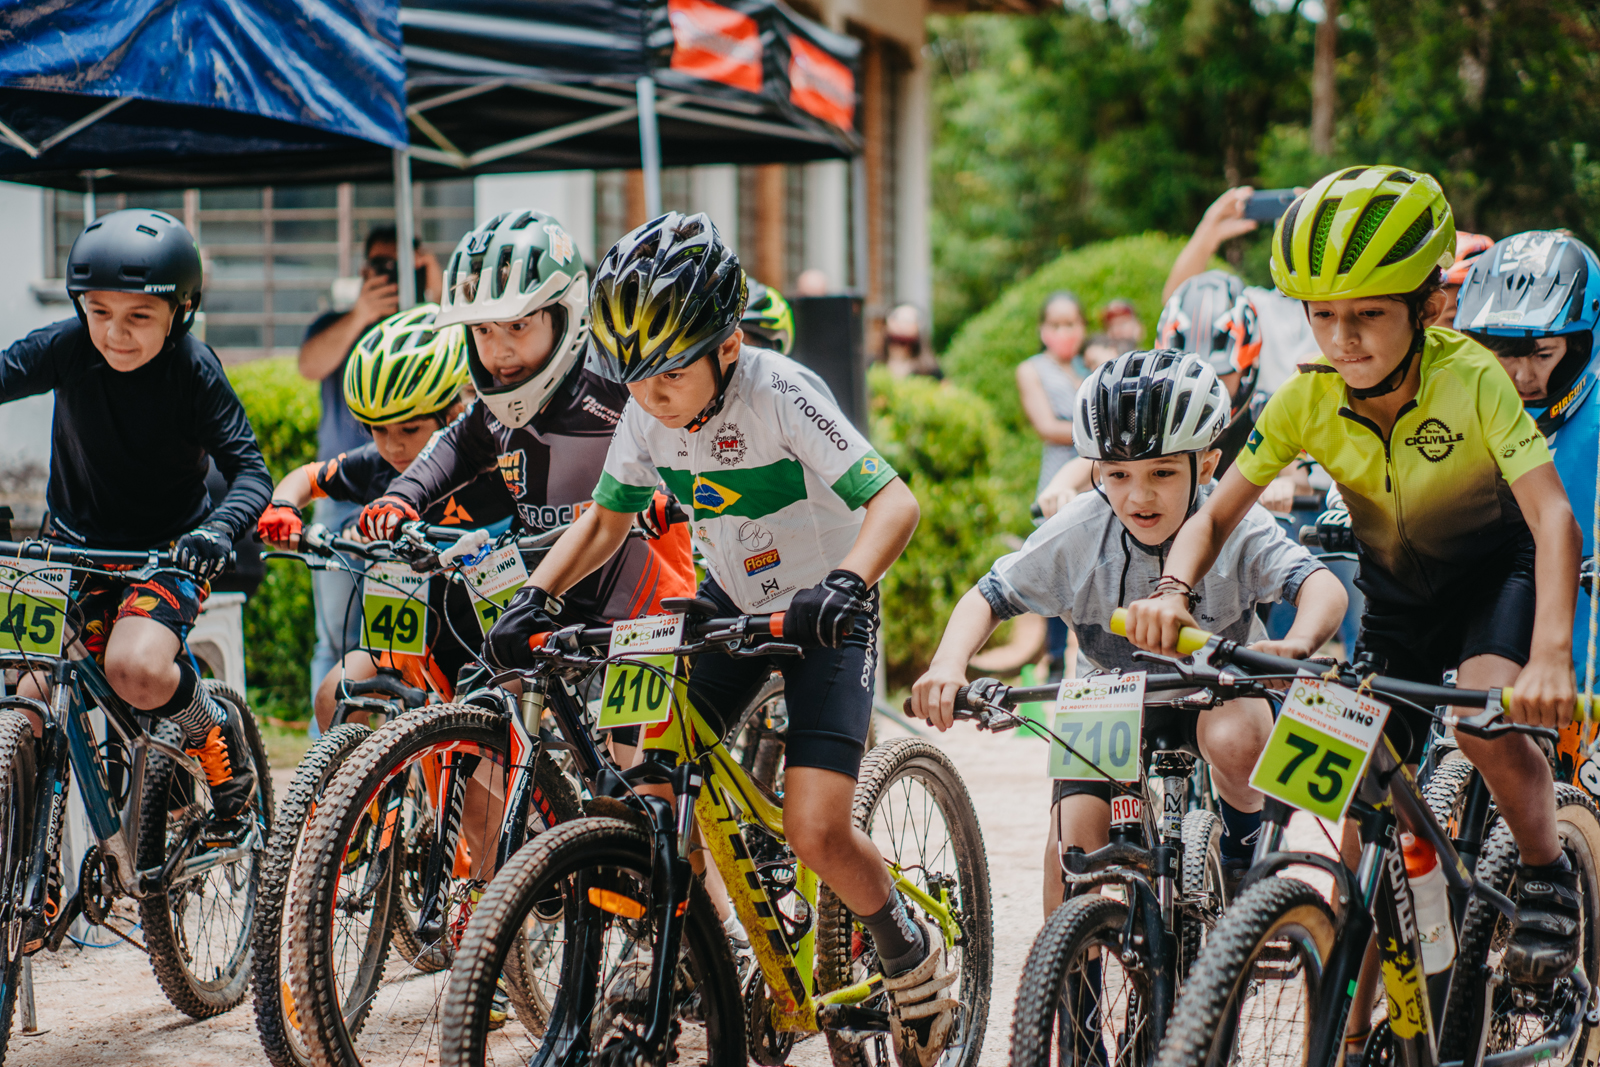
[437,210,589,428]
[1075,349,1230,461]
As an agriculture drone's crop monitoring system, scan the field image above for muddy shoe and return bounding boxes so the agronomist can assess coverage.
[882,920,959,1067]
[1504,859,1582,985]
[185,709,257,822]
[489,976,512,1031]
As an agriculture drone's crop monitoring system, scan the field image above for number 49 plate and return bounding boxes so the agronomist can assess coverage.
[1249,679,1389,822]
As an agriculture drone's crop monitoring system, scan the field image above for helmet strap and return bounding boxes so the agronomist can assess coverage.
[1348,327,1424,401]
[685,352,737,434]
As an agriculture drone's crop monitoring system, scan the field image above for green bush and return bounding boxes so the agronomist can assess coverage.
[871,367,1022,685]
[938,232,1201,502]
[227,357,320,718]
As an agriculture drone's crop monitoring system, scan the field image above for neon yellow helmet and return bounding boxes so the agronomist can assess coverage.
[344,304,469,426]
[1270,165,1457,301]
[741,278,795,354]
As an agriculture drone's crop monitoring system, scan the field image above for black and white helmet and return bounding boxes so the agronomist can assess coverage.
[1075,349,1231,461]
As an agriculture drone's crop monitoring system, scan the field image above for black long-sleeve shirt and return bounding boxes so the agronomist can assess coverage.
[0,318,272,550]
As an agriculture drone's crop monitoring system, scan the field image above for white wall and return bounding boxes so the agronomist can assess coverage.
[804,159,850,293]
[474,171,597,266]
[0,181,68,515]
[690,165,739,250]
[895,63,932,319]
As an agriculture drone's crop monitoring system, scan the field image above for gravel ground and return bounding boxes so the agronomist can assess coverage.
[7,718,1339,1066]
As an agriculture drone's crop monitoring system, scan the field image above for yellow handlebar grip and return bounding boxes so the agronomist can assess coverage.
[1498,688,1596,722]
[1108,607,1214,656]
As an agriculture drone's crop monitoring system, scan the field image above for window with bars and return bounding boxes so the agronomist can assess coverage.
[47,180,475,362]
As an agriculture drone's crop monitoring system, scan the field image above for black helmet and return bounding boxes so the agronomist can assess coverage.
[587,211,747,385]
[1075,349,1231,462]
[67,209,203,337]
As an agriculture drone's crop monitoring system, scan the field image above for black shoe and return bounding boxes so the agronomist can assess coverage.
[1504,859,1582,985]
[185,710,257,823]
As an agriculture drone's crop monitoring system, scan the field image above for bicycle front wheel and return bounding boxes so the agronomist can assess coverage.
[137,683,274,1018]
[440,815,746,1067]
[1155,877,1338,1067]
[0,709,37,1062]
[1011,894,1154,1067]
[816,737,993,1067]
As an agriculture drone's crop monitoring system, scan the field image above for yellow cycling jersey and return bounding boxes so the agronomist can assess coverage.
[1234,327,1551,606]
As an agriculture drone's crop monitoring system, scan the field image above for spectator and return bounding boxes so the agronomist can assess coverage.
[1081,332,1119,374]
[880,303,941,378]
[296,226,442,727]
[1101,298,1144,346]
[795,268,830,296]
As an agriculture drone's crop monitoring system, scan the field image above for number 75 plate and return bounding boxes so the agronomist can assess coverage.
[1250,678,1389,822]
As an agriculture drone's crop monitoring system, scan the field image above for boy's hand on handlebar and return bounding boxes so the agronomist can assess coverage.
[358,494,419,541]
[911,661,968,732]
[485,586,564,670]
[257,501,304,550]
[1249,636,1318,660]
[1509,654,1577,729]
[173,522,232,580]
[1123,592,1198,655]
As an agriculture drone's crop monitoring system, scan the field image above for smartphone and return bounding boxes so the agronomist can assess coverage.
[1244,189,1297,221]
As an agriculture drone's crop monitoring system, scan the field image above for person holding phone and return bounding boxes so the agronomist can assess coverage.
[295,225,443,725]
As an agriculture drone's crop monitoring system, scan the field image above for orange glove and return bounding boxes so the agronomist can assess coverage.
[359,494,421,541]
[256,501,303,547]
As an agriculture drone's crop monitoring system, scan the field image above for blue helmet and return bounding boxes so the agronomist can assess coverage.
[1456,230,1600,433]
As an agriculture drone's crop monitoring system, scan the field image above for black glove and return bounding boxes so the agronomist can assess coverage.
[783,569,869,648]
[1313,507,1356,554]
[486,586,565,670]
[173,521,233,580]
[639,494,688,540]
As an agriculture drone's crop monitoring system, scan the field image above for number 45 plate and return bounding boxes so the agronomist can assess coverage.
[1249,679,1389,822]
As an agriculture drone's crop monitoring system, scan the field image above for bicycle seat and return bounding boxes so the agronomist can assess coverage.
[342,671,429,709]
[660,596,724,618]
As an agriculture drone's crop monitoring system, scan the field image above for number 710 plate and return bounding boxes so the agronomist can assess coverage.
[1048,672,1145,782]
[1249,678,1389,822]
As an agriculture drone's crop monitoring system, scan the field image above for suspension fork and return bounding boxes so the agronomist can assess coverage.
[493,700,542,871]
[414,750,478,940]
[639,762,704,1058]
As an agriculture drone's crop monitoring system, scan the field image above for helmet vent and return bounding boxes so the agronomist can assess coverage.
[1339,195,1396,274]
[1387,170,1416,184]
[509,211,535,230]
[120,265,148,278]
[1280,195,1303,269]
[70,262,91,277]
[1309,198,1341,275]
[84,220,102,232]
[1378,209,1434,267]
[492,246,513,300]
[1339,167,1369,182]
[135,224,159,238]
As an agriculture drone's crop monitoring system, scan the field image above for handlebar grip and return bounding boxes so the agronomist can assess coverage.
[1500,687,1599,723]
[1108,607,1212,656]
[1029,502,1044,520]
[438,528,492,566]
[1292,494,1326,510]
[1298,526,1322,548]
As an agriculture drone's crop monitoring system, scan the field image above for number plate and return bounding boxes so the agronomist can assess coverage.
[598,614,685,730]
[362,561,429,656]
[1048,672,1145,782]
[461,543,528,637]
[0,559,69,656]
[1249,678,1389,822]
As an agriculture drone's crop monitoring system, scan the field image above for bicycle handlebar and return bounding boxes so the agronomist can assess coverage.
[1106,607,1588,733]
[0,538,181,569]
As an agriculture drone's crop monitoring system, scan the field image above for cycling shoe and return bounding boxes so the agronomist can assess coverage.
[883,919,959,1067]
[1504,858,1582,985]
[185,709,256,822]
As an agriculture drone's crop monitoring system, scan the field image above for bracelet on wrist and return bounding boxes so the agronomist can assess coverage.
[1152,576,1201,610]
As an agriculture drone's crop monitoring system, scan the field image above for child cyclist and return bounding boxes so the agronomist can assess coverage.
[0,209,270,824]
[912,350,1347,916]
[1126,167,1584,991]
[256,305,515,729]
[484,212,957,1065]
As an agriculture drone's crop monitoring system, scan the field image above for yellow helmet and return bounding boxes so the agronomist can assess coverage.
[1271,166,1457,301]
[344,304,469,426]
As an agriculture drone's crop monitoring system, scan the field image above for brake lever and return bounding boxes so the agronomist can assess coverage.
[1446,706,1560,745]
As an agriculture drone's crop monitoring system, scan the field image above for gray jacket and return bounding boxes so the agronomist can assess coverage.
[977,486,1325,672]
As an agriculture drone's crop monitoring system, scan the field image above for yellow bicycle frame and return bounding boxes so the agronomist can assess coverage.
[639,672,961,1034]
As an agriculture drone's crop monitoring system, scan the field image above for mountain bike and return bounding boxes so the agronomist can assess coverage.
[439,599,993,1067]
[0,538,272,1060]
[1117,612,1600,1067]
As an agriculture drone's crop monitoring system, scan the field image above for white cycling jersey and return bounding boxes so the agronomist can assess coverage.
[594,346,897,612]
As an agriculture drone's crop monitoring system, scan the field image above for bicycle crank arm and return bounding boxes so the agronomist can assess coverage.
[816,1004,890,1033]
[161,825,262,888]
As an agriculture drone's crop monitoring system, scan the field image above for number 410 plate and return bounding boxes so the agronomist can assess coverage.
[1249,678,1389,823]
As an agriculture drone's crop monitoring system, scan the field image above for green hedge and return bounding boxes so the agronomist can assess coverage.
[228,357,320,719]
[871,367,1022,685]
[939,232,1197,501]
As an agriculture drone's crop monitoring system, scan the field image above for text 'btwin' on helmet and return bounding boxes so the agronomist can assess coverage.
[1271,166,1457,300]
[437,210,589,429]
[1155,269,1262,418]
[345,304,469,426]
[587,211,748,384]
[742,278,795,354]
[67,208,204,338]
[1074,349,1231,462]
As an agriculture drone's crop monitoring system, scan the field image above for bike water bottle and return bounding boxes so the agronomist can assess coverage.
[1401,833,1457,973]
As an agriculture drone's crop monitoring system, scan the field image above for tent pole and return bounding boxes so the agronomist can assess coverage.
[636,77,663,218]
[393,148,418,309]
[850,155,867,294]
[82,171,96,225]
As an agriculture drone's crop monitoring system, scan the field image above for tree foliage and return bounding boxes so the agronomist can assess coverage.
[931,0,1600,347]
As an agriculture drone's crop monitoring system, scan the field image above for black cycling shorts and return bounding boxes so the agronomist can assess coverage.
[1050,702,1202,805]
[643,578,878,778]
[1355,535,1537,764]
